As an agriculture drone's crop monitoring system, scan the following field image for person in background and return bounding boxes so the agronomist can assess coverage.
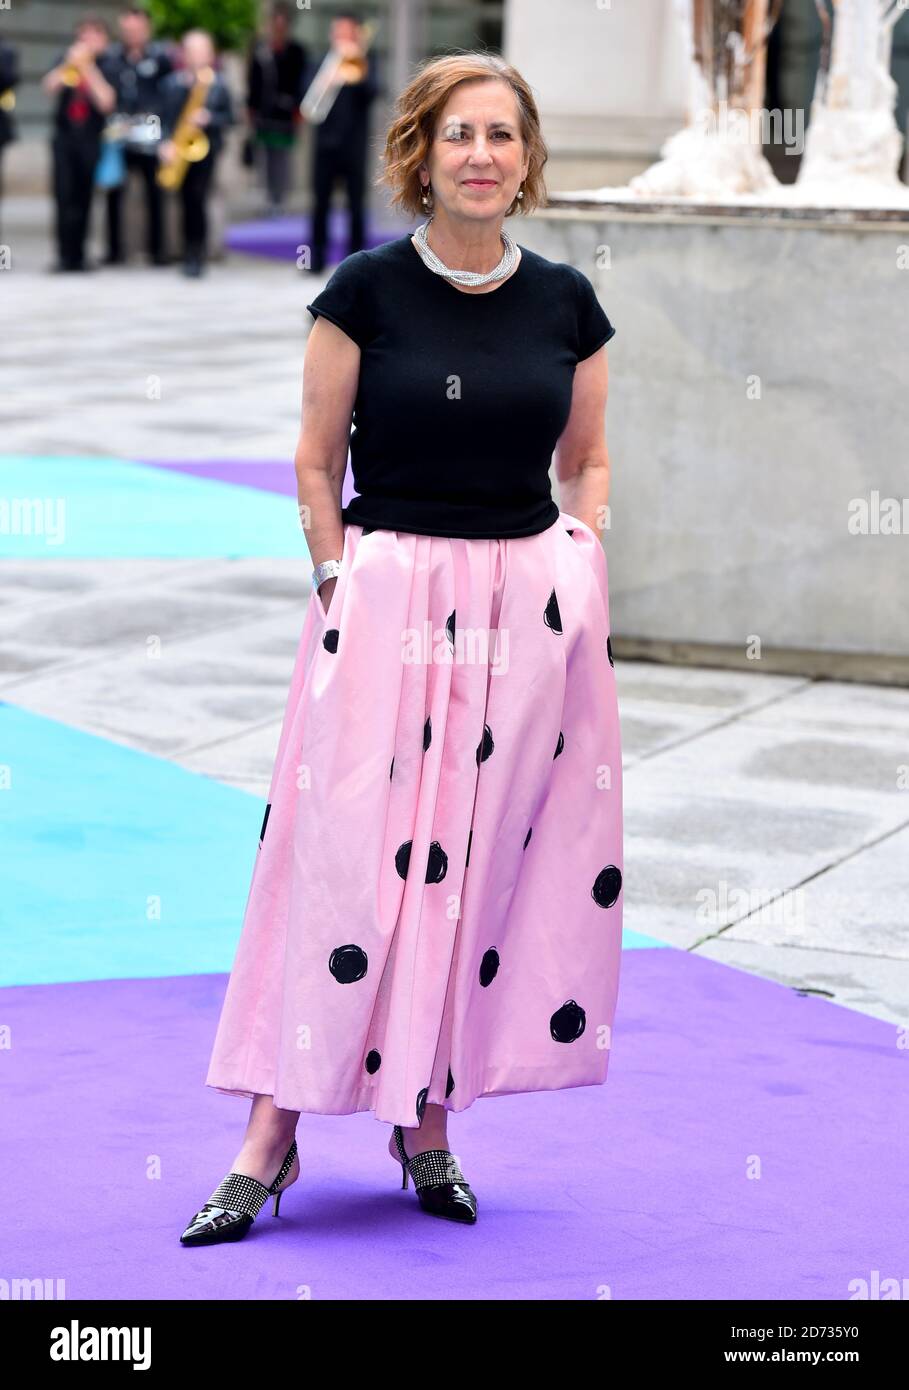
[246,0,307,217]
[42,15,118,272]
[305,8,379,273]
[104,5,174,265]
[0,39,20,237]
[158,29,234,278]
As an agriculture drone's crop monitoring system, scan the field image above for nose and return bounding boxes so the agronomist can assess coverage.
[466,138,495,163]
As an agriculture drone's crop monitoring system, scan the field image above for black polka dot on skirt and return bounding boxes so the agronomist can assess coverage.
[416,1087,428,1123]
[607,634,614,666]
[446,609,456,648]
[259,802,271,845]
[365,1048,381,1074]
[479,947,499,987]
[446,1067,455,1098]
[553,730,564,759]
[523,826,532,850]
[328,943,368,983]
[322,628,339,653]
[389,755,394,781]
[592,865,622,909]
[395,839,449,883]
[423,715,432,752]
[476,723,494,765]
[465,828,472,866]
[550,999,586,1043]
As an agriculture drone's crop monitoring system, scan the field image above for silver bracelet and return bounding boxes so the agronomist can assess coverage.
[312,558,341,594]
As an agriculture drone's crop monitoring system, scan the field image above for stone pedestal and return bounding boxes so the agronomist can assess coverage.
[517,201,909,682]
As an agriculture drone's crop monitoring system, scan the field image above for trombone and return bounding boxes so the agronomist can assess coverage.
[300,20,374,124]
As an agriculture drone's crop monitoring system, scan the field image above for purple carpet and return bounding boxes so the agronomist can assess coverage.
[137,459,298,497]
[136,457,359,510]
[225,213,410,265]
[3,950,904,1300]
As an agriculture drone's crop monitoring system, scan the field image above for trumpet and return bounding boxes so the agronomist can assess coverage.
[59,65,83,87]
[0,88,15,112]
[300,20,374,124]
[156,65,214,191]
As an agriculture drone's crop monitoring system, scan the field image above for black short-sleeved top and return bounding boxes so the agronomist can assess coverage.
[305,233,615,540]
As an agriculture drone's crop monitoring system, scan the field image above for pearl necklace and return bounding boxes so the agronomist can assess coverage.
[413,216,518,287]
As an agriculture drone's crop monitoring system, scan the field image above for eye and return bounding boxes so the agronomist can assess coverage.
[443,129,513,141]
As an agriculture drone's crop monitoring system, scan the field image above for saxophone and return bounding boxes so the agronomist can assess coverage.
[156,65,214,190]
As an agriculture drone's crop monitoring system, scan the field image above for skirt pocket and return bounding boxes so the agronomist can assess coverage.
[315,524,353,625]
[558,511,612,639]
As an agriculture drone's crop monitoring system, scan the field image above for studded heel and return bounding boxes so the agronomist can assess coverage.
[179,1138,298,1247]
[392,1124,478,1224]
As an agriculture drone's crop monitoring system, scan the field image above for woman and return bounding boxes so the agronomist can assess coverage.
[42,15,117,273]
[158,29,234,277]
[181,51,623,1246]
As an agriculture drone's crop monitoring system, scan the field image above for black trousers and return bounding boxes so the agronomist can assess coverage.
[179,151,216,258]
[106,149,166,261]
[51,130,100,269]
[310,137,367,271]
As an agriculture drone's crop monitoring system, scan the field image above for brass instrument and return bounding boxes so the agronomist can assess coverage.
[300,21,374,124]
[60,65,83,87]
[0,88,15,112]
[156,65,214,191]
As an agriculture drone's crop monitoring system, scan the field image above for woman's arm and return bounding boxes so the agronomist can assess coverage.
[44,43,117,111]
[553,345,612,539]
[82,56,117,115]
[296,316,360,612]
[42,52,70,95]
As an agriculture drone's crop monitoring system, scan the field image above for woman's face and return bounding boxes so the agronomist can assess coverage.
[422,79,529,225]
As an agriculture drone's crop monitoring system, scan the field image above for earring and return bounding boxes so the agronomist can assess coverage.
[420,180,431,208]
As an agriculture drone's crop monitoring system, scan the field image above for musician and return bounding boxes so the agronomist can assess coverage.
[246,0,308,216]
[0,40,20,233]
[158,30,235,278]
[42,16,118,273]
[305,8,380,273]
[103,5,174,265]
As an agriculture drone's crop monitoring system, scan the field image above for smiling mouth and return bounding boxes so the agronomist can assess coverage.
[463,180,497,186]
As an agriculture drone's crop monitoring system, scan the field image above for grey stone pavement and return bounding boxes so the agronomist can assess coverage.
[2,212,908,1028]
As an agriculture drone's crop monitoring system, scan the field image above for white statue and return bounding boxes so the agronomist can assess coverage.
[792,0,909,206]
[627,0,783,199]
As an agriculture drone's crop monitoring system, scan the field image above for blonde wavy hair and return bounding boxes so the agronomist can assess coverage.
[375,52,548,219]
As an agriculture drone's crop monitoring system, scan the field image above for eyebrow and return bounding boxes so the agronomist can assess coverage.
[441,120,516,131]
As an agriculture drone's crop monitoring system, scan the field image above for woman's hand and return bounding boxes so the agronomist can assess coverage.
[66,41,91,70]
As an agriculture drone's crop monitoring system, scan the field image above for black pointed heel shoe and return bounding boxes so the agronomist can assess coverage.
[392,1124,478,1224]
[179,1138,298,1247]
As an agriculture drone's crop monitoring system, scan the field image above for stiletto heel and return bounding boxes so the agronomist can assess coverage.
[180,1137,298,1246]
[392,1123,477,1224]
